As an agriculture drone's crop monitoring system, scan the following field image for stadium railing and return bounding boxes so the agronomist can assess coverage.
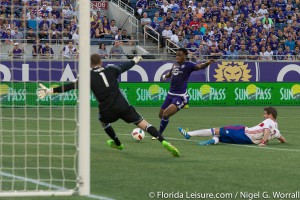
[143,25,160,53]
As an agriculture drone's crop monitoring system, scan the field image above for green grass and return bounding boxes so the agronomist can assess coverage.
[1,106,300,200]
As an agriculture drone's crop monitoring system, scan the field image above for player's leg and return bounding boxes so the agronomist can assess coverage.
[158,105,178,134]
[159,94,188,135]
[136,119,179,157]
[98,113,124,150]
[158,95,173,135]
[178,127,220,139]
[121,106,180,157]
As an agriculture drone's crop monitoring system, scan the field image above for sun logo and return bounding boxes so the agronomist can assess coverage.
[199,84,211,100]
[0,84,10,96]
[291,84,300,100]
[214,62,252,82]
[148,84,161,100]
[246,84,257,100]
[0,84,10,101]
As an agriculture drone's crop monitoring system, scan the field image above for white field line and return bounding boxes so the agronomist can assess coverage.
[96,133,300,153]
[0,171,114,200]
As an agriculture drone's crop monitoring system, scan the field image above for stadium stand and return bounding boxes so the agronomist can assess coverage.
[1,0,300,59]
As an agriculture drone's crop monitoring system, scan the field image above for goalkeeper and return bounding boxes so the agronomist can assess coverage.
[37,54,179,157]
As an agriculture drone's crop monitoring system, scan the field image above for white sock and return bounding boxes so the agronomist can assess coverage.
[212,136,219,144]
[188,128,215,137]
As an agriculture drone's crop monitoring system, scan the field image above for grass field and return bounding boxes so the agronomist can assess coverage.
[1,106,300,200]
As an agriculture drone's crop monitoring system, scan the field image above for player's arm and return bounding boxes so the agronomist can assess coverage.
[162,70,172,80]
[278,136,287,143]
[115,56,143,74]
[37,80,78,99]
[194,59,215,71]
[258,128,271,147]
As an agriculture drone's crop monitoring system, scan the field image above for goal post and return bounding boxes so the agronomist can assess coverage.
[78,0,91,196]
[0,0,90,197]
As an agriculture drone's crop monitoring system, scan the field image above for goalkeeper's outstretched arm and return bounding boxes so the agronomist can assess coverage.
[53,81,78,93]
[37,81,78,99]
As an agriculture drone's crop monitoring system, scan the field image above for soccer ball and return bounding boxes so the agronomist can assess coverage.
[131,128,145,141]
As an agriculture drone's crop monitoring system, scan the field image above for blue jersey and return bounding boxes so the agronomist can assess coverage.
[169,61,196,94]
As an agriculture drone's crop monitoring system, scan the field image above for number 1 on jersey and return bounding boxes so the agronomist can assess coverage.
[99,72,109,87]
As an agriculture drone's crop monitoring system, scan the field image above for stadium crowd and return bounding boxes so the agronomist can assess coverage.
[0,0,133,58]
[1,0,300,60]
[137,0,300,60]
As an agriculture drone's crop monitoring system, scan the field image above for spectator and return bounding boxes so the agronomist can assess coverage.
[276,47,285,60]
[192,43,208,61]
[226,45,238,60]
[188,0,196,11]
[293,46,300,60]
[176,35,189,48]
[98,43,109,59]
[161,24,172,47]
[61,27,72,43]
[39,15,50,30]
[208,45,222,59]
[60,40,77,59]
[26,28,36,43]
[169,30,179,44]
[248,45,260,60]
[258,4,269,18]
[40,42,54,59]
[109,40,126,59]
[140,12,151,35]
[38,28,49,41]
[95,22,109,38]
[27,12,38,31]
[136,0,148,16]
[269,35,279,52]
[12,27,24,44]
[9,43,24,58]
[32,38,43,57]
[284,45,293,60]
[2,28,13,45]
[265,46,274,60]
[72,28,79,45]
[161,0,170,13]
[110,19,118,36]
[277,30,287,47]
[114,29,123,42]
[186,38,199,54]
[102,18,111,33]
[259,46,270,60]
[121,30,131,44]
[285,35,296,50]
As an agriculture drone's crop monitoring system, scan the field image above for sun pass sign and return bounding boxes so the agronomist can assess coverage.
[0,61,300,82]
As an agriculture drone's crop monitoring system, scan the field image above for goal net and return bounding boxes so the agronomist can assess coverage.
[0,0,90,197]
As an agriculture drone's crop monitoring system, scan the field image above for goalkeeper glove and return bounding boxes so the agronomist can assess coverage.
[37,83,53,99]
[132,56,143,64]
[162,74,167,81]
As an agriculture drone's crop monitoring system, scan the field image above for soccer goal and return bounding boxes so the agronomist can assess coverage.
[0,0,90,197]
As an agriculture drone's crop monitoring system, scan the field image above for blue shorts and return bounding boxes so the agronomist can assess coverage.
[161,93,189,110]
[219,125,253,144]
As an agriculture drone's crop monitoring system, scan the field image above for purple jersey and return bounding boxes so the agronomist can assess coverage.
[169,61,197,94]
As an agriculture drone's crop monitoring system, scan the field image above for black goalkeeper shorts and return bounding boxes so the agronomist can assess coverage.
[98,106,143,124]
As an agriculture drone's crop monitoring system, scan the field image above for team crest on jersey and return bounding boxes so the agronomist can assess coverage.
[259,123,264,127]
[210,62,257,82]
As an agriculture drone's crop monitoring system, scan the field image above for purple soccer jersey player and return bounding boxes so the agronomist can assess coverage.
[156,48,215,138]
